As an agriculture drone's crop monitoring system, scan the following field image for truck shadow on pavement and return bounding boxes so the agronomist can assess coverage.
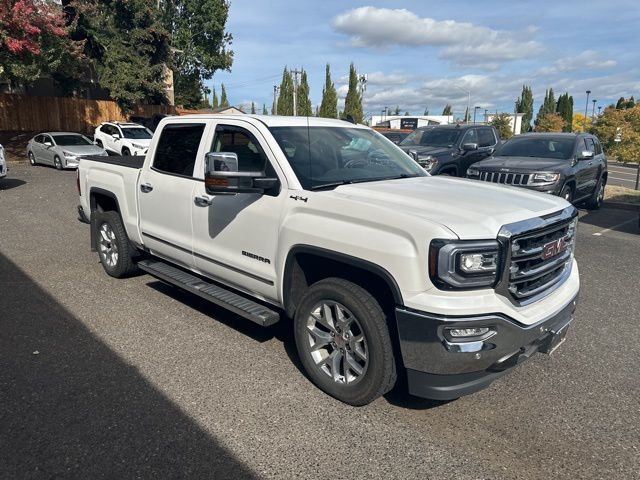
[147,281,447,411]
[578,207,640,234]
[0,253,258,479]
[0,178,26,191]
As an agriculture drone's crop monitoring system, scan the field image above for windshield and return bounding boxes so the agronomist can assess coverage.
[400,128,460,148]
[270,126,426,190]
[122,127,152,139]
[496,137,575,160]
[51,134,93,146]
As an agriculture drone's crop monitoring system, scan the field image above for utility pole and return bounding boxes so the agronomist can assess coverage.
[272,85,279,115]
[291,68,303,116]
[584,90,591,132]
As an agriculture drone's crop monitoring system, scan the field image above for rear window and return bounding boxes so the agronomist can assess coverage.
[152,124,205,177]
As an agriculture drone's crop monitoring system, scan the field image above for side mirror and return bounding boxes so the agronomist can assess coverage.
[578,150,595,160]
[111,134,121,140]
[462,142,478,152]
[44,141,53,147]
[204,152,278,195]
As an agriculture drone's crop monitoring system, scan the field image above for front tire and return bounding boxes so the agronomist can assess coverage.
[294,278,397,406]
[54,156,63,170]
[121,147,131,156]
[93,211,138,278]
[559,184,573,203]
[28,151,37,166]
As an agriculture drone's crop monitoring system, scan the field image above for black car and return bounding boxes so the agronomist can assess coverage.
[467,133,607,209]
[398,124,499,176]
[379,130,409,145]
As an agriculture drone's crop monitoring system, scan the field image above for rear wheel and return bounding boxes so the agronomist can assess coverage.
[121,147,131,156]
[294,278,396,406]
[559,184,573,203]
[585,178,605,210]
[28,151,37,166]
[93,211,138,278]
[54,156,63,170]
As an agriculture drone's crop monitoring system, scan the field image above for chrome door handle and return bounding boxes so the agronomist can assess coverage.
[194,195,213,207]
[140,183,153,193]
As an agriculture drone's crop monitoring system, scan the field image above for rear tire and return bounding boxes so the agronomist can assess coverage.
[294,278,397,406]
[121,147,131,156]
[585,178,605,210]
[54,156,63,170]
[93,211,138,278]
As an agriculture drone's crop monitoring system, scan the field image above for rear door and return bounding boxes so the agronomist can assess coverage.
[31,135,45,162]
[138,122,208,270]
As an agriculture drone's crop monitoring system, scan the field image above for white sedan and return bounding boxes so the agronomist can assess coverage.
[27,132,107,170]
[0,143,6,179]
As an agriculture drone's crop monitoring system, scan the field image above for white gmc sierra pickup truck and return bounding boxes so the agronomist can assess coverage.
[77,115,580,406]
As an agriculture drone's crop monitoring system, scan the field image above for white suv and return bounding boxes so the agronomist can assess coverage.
[0,143,7,180]
[93,122,153,156]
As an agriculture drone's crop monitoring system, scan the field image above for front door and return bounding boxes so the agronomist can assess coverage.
[191,120,286,303]
[575,137,598,197]
[138,122,208,269]
[41,134,56,165]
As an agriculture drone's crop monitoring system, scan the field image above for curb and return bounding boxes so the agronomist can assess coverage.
[603,201,640,212]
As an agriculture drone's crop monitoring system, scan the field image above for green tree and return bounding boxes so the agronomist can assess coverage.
[250,101,256,114]
[318,64,337,118]
[489,113,514,139]
[535,88,557,127]
[590,104,640,163]
[393,106,401,115]
[220,83,229,107]
[463,107,470,123]
[277,67,294,115]
[161,0,233,108]
[536,113,565,132]
[626,96,636,109]
[556,93,574,132]
[212,86,219,109]
[72,0,171,111]
[343,63,363,123]
[262,103,268,115]
[297,70,312,116]
[423,107,429,116]
[442,104,453,116]
[616,97,626,109]
[515,85,534,132]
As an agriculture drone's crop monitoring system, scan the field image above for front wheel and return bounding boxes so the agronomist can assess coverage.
[559,184,573,203]
[28,151,37,166]
[121,147,131,156]
[54,156,63,170]
[93,211,138,278]
[294,278,397,406]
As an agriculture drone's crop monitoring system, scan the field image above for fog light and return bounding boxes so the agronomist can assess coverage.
[446,327,490,338]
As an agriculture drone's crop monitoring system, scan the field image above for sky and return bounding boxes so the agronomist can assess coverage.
[206,0,640,120]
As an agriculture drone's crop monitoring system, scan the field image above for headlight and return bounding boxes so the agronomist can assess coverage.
[417,155,438,171]
[467,168,479,177]
[132,143,144,149]
[62,151,77,159]
[429,240,501,289]
[532,172,559,183]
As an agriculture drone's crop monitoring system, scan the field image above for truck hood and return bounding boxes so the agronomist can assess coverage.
[328,176,569,239]
[473,156,570,172]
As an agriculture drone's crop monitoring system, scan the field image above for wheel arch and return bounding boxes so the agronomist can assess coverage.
[89,187,122,252]
[282,245,403,320]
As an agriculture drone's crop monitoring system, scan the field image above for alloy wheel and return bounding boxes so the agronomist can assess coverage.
[98,223,119,268]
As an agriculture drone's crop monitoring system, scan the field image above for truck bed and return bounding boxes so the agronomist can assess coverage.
[80,155,145,169]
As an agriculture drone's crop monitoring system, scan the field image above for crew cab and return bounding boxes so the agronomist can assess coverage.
[77,115,580,406]
[467,133,607,209]
[399,124,499,176]
[94,122,153,156]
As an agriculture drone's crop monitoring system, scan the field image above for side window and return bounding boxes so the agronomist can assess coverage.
[34,135,43,144]
[478,128,497,147]
[43,135,53,145]
[461,129,478,145]
[153,123,205,177]
[212,126,267,172]
[584,138,596,153]
[593,138,603,155]
[102,125,113,136]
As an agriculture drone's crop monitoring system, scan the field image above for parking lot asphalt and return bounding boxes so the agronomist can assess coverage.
[1,163,639,479]
[608,162,640,189]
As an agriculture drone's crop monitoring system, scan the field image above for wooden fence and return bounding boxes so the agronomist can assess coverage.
[0,94,177,133]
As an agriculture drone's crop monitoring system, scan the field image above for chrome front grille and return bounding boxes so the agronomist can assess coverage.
[507,217,576,304]
[479,171,530,186]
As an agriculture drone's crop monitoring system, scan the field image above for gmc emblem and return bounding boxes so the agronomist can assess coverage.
[542,237,568,260]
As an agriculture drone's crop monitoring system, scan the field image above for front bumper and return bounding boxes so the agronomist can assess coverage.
[396,293,578,400]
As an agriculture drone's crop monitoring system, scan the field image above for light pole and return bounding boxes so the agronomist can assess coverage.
[592,99,597,119]
[584,90,591,131]
[598,106,602,116]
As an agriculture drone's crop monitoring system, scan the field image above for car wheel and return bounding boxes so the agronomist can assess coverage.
[585,179,605,210]
[93,211,138,278]
[559,184,573,203]
[28,151,37,166]
[54,156,63,170]
[95,139,103,148]
[121,147,131,156]
[294,278,397,406]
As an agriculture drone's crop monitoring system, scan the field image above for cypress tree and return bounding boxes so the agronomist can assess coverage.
[220,83,229,108]
[516,85,534,132]
[536,88,556,125]
[212,86,219,109]
[626,96,636,109]
[556,93,574,132]
[298,70,313,116]
[343,63,363,123]
[442,104,453,115]
[616,97,626,109]
[262,103,268,115]
[277,67,294,115]
[250,101,256,114]
[319,64,338,118]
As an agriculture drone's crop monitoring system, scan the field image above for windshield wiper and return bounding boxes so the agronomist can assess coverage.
[310,180,356,191]
[311,174,420,190]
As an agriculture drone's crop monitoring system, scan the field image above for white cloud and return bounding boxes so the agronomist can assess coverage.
[538,50,618,75]
[332,7,543,67]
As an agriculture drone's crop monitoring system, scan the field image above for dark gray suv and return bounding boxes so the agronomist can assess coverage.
[467,133,607,209]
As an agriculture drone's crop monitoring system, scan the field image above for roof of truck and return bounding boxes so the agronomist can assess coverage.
[175,114,368,129]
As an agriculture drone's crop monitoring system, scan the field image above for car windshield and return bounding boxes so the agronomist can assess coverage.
[51,134,93,146]
[496,137,575,160]
[269,126,426,190]
[400,128,460,148]
[122,127,152,139]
